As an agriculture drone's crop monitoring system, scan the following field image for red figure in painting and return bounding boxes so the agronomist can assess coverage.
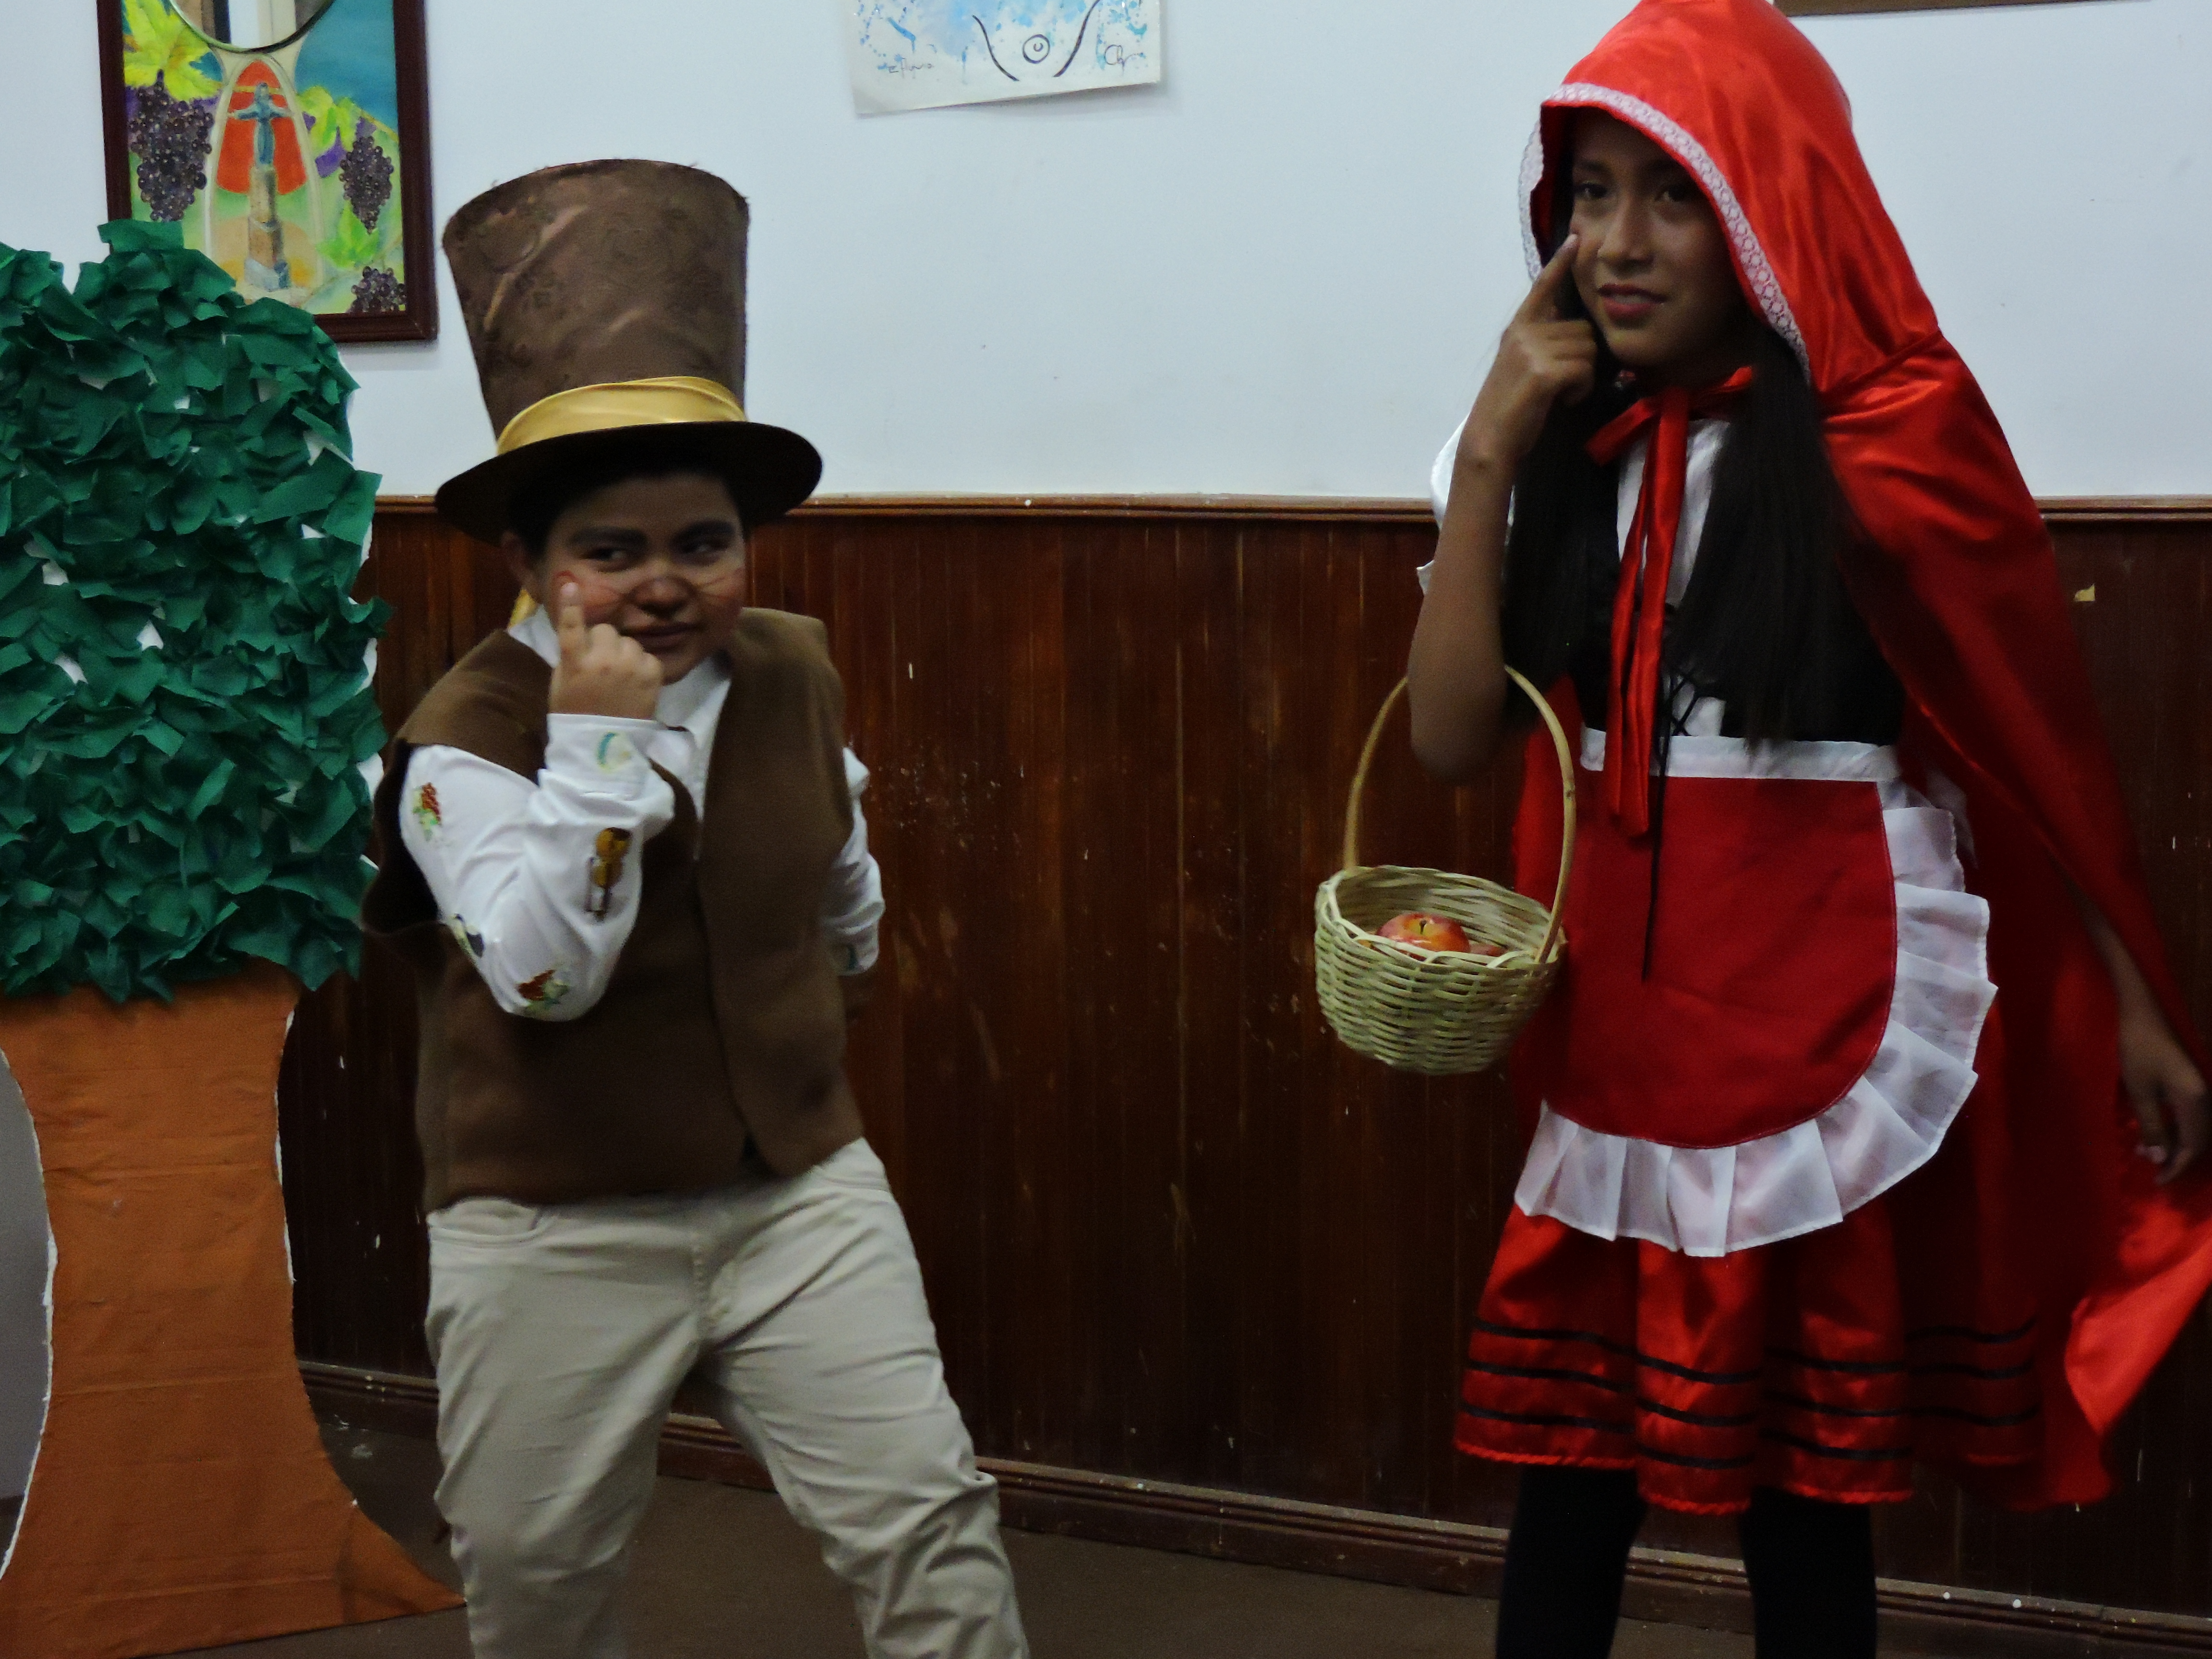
[214,60,307,196]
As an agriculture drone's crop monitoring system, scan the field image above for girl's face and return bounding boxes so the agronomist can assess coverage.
[502,471,748,685]
[1567,112,1756,387]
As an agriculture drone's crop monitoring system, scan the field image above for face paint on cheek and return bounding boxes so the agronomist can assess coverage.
[548,571,632,625]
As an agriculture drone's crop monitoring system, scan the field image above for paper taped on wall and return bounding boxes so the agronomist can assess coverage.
[843,0,1162,114]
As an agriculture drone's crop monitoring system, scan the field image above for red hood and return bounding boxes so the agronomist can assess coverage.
[1510,0,2212,1506]
[1524,0,1938,391]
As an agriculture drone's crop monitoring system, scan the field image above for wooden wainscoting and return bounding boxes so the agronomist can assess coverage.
[280,495,2212,1641]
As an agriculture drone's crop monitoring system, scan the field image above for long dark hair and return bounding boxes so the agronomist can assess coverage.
[1499,325,1893,743]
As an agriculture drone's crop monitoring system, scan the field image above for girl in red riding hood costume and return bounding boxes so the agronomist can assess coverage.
[1409,2,2212,1654]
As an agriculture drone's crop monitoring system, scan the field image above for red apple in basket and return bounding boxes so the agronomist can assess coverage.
[1378,912,1473,953]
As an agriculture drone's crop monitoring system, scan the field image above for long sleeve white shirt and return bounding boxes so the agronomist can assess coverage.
[1422,412,1727,598]
[1424,413,1733,733]
[395,608,883,1021]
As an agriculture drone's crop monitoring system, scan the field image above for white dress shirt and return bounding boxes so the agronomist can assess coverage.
[396,609,883,1022]
[1424,413,1733,734]
[1424,412,1728,594]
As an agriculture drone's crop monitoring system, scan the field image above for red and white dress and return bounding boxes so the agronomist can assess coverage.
[1438,0,2212,1519]
[1433,416,2034,1513]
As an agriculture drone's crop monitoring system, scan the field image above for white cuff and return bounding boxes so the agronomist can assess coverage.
[543,715,664,794]
[1431,415,1466,525]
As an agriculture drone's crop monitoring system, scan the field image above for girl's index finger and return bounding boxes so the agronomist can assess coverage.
[1521,234,1583,323]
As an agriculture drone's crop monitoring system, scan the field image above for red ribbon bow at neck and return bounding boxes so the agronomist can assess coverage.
[1584,366,1756,836]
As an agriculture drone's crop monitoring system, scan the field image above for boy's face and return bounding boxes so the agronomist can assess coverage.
[503,471,747,686]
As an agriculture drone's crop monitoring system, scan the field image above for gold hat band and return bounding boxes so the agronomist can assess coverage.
[494,375,748,456]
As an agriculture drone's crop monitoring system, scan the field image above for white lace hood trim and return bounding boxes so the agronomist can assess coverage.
[1514,733,1996,1258]
[1523,84,1810,374]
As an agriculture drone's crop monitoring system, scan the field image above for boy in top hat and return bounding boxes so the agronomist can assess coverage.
[362,160,1029,1659]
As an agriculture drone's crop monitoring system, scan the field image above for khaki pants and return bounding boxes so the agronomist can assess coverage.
[425,1140,1028,1659]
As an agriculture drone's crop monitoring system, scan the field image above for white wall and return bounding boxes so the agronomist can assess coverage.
[3,1,2205,500]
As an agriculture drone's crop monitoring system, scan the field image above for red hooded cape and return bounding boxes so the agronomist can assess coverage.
[1505,0,2212,1508]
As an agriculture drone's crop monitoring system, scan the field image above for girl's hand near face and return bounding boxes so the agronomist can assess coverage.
[548,576,665,721]
[1457,236,1600,480]
[1409,238,1598,785]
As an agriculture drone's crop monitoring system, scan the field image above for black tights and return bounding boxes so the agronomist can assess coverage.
[1495,1467,1876,1659]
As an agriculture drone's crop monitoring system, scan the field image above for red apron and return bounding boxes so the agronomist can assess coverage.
[1456,730,2034,1514]
[1542,740,1897,1149]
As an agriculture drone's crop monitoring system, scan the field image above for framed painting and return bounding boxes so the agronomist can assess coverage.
[96,0,435,343]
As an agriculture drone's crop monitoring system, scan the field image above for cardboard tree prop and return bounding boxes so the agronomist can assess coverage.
[0,222,456,1658]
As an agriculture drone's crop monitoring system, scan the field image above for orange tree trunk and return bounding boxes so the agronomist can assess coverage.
[0,962,457,1658]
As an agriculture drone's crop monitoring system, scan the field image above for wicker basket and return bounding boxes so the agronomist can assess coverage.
[1314,666,1576,1076]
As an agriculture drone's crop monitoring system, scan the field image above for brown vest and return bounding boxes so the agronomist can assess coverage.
[362,611,866,1209]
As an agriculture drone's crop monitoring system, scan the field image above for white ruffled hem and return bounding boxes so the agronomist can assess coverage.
[1515,735,1996,1258]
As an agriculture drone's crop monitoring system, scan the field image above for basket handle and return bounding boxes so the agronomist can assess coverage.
[1340,667,1578,965]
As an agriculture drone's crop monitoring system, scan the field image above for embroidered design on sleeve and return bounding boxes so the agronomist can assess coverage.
[445,915,486,960]
[516,967,572,1013]
[586,827,634,918]
[410,782,444,836]
[595,733,636,772]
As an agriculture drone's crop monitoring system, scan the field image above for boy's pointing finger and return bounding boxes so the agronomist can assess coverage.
[552,577,589,656]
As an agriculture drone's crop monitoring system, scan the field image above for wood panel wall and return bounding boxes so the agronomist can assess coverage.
[279,495,2212,1625]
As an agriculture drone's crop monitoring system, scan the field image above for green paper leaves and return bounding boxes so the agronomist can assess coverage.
[0,221,387,1002]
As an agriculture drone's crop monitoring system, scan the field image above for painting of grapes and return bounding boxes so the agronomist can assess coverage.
[98,0,435,342]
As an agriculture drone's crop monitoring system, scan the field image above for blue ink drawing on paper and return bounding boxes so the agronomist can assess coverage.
[844,0,1161,114]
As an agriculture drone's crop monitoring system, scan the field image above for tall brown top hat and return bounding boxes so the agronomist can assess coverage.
[433,159,821,544]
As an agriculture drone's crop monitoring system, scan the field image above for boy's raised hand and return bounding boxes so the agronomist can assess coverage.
[547,577,663,721]
[1458,235,1599,477]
